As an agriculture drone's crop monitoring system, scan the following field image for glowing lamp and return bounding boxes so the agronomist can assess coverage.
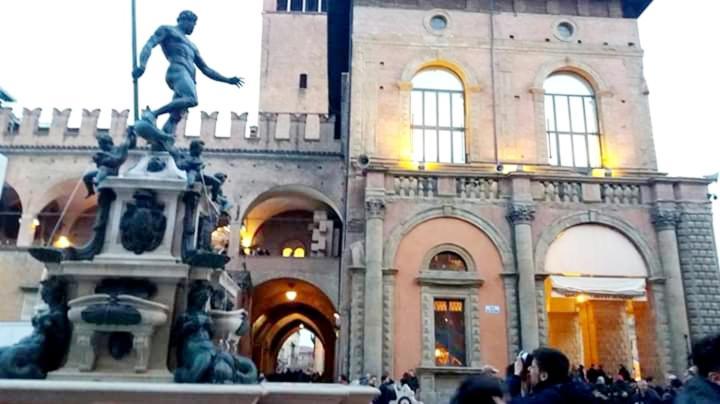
[575,294,589,304]
[286,290,298,301]
[53,235,72,249]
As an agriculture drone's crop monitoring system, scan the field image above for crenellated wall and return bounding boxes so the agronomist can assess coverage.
[0,108,340,153]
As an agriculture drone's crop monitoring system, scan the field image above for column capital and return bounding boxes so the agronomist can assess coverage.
[366,198,386,219]
[507,204,536,225]
[651,207,680,231]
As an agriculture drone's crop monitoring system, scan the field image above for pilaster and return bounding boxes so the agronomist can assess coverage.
[363,197,385,377]
[507,203,540,350]
[382,268,397,376]
[651,205,690,374]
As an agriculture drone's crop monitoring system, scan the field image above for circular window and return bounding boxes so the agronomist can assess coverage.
[555,21,575,40]
[430,15,448,31]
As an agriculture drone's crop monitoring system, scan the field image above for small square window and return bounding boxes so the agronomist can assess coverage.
[299,74,308,89]
[277,0,289,11]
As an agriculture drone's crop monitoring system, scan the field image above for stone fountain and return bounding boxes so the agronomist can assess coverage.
[0,9,376,403]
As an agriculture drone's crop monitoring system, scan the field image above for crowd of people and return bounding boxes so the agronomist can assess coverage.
[449,333,720,404]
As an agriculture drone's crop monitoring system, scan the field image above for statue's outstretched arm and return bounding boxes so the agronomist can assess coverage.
[133,27,167,79]
[195,53,244,87]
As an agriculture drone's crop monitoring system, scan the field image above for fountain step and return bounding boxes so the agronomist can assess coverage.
[0,380,378,404]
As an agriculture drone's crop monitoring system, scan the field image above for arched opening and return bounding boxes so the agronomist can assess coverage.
[0,183,22,246]
[544,224,658,380]
[544,72,601,168]
[411,68,466,164]
[275,326,325,378]
[250,278,336,382]
[33,180,97,247]
[240,187,342,258]
[428,251,467,271]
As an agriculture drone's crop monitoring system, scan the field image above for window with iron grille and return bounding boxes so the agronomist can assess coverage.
[411,68,466,164]
[544,72,601,168]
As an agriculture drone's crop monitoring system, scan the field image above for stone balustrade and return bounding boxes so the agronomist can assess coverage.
[382,171,647,205]
[456,177,501,200]
[0,108,341,153]
[533,177,643,204]
[392,175,438,198]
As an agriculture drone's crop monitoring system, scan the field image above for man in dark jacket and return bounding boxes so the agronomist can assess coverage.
[508,347,597,403]
[373,373,397,404]
[676,334,720,404]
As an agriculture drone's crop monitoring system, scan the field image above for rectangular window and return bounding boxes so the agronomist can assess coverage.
[321,0,328,12]
[306,0,319,12]
[545,94,601,168]
[434,298,466,367]
[277,0,289,11]
[411,89,465,164]
[290,0,303,11]
[299,74,308,89]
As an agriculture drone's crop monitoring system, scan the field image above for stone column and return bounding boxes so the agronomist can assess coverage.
[16,213,37,247]
[508,204,540,350]
[651,207,691,373]
[363,198,385,377]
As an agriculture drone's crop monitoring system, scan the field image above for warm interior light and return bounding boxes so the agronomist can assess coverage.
[31,218,40,229]
[575,294,589,304]
[293,247,305,258]
[282,247,293,257]
[299,323,305,329]
[240,224,252,248]
[285,290,297,301]
[53,235,72,249]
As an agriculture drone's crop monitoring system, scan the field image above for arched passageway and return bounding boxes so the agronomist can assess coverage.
[32,180,96,247]
[250,278,337,382]
[239,186,342,258]
[0,183,22,246]
[543,224,660,380]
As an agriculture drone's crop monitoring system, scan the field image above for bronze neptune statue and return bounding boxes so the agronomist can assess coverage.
[132,10,243,149]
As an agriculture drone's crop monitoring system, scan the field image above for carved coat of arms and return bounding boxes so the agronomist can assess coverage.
[120,190,167,254]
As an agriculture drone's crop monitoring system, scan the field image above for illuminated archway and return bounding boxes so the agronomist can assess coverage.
[250,278,337,381]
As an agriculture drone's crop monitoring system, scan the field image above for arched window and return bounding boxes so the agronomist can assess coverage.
[282,240,306,258]
[429,251,467,271]
[411,68,466,164]
[544,72,601,168]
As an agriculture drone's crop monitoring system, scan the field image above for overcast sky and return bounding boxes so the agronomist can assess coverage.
[2,0,719,226]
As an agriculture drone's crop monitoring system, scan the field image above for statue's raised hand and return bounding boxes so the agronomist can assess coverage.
[132,66,146,80]
[228,76,245,87]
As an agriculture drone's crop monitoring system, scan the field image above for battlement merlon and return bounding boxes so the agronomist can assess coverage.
[0,108,341,153]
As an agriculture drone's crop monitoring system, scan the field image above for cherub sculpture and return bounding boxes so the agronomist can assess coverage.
[83,129,136,197]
